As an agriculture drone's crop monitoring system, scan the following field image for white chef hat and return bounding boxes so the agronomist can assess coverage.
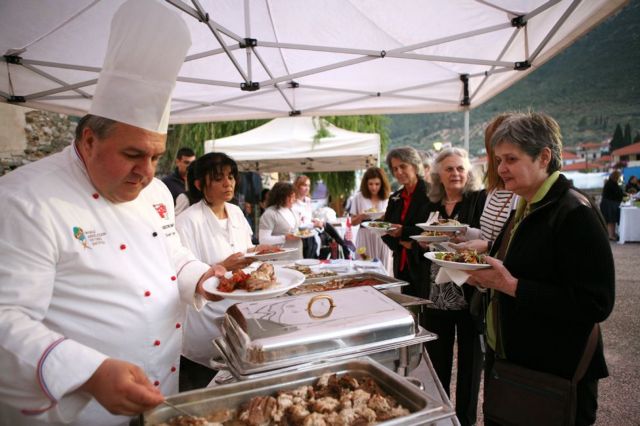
[89,0,191,134]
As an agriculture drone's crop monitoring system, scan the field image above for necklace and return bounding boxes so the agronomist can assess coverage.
[444,199,461,204]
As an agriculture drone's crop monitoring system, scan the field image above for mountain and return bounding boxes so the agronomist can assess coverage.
[386,1,640,155]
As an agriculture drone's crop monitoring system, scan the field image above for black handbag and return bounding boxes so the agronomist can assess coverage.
[483,324,599,426]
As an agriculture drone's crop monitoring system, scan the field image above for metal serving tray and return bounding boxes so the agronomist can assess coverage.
[142,358,455,426]
[215,286,437,377]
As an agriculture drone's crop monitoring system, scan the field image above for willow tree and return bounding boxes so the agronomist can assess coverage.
[307,115,390,215]
[159,119,266,175]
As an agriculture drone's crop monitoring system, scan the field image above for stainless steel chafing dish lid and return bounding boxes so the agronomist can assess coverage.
[222,286,415,366]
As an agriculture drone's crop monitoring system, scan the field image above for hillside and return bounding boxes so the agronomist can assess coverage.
[387,1,640,155]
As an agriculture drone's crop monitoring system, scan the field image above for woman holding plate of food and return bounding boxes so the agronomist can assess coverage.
[381,146,431,299]
[418,147,485,426]
[349,166,393,273]
[466,112,614,425]
[258,181,303,257]
[175,152,278,390]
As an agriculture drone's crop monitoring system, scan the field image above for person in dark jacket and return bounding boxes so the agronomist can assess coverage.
[162,147,196,203]
[467,112,615,425]
[422,147,486,426]
[381,146,431,299]
[600,170,625,241]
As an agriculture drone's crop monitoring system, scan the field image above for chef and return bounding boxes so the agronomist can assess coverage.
[0,1,224,425]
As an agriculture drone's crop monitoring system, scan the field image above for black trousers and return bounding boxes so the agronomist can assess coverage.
[424,308,483,426]
[483,349,600,426]
[179,356,217,392]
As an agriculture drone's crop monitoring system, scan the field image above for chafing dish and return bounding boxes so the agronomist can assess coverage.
[142,358,455,425]
[381,290,433,329]
[212,286,437,379]
[289,271,408,295]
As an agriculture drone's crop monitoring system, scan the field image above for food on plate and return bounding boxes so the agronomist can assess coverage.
[364,207,378,213]
[295,228,315,237]
[284,265,337,279]
[435,249,486,265]
[159,373,410,426]
[254,246,284,255]
[366,221,393,230]
[432,218,462,226]
[288,277,386,295]
[421,230,448,237]
[217,263,277,293]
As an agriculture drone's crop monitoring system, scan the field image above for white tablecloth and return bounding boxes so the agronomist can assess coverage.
[618,206,640,244]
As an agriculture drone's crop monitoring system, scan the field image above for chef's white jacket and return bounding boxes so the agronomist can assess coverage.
[175,201,253,365]
[0,145,211,426]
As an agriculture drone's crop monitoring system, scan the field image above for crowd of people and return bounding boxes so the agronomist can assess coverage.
[0,1,616,424]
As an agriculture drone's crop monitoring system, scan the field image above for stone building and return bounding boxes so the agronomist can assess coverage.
[0,103,76,175]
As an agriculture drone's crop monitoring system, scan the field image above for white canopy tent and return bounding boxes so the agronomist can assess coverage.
[0,0,627,148]
[204,116,380,173]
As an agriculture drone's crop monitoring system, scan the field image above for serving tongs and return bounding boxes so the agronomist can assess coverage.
[162,400,197,419]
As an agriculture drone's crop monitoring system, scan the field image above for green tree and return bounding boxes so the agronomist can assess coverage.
[159,120,266,175]
[623,123,633,147]
[610,123,624,151]
[634,131,640,144]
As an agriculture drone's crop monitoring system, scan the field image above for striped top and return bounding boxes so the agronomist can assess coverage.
[480,189,518,242]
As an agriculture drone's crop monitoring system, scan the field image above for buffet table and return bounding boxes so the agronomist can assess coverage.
[618,206,640,244]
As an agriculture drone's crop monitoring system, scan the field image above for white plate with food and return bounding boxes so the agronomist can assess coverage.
[424,251,491,271]
[244,246,298,260]
[410,234,450,243]
[293,228,318,239]
[416,219,468,233]
[361,221,396,234]
[202,264,305,301]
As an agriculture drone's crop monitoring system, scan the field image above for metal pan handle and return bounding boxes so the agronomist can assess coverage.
[306,294,336,319]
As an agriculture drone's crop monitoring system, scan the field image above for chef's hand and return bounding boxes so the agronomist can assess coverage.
[80,358,164,416]
[450,239,489,253]
[386,224,402,238]
[196,264,227,301]
[466,256,518,297]
[221,252,253,271]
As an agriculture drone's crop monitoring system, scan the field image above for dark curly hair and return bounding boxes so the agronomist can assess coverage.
[266,181,295,208]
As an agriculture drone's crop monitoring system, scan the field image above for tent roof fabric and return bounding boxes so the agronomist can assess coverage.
[204,116,380,172]
[0,0,627,123]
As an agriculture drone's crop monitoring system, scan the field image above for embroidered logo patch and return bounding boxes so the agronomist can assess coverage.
[73,226,91,249]
[154,203,168,220]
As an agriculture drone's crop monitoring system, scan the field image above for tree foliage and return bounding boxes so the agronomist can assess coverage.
[610,123,624,151]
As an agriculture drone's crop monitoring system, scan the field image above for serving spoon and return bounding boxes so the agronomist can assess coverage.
[162,400,197,418]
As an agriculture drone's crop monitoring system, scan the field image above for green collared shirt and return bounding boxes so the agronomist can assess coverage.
[486,171,561,357]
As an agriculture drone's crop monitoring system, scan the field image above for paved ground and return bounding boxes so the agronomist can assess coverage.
[445,241,640,425]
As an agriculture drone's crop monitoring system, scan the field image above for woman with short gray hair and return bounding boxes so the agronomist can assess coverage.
[421,146,486,426]
[381,146,431,299]
[467,112,614,425]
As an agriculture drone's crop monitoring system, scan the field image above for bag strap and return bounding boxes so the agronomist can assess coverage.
[572,323,599,384]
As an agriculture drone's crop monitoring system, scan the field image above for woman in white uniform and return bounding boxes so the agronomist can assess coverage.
[175,152,274,390]
[349,167,393,273]
[258,182,303,257]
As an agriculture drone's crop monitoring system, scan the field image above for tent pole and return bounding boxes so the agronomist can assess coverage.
[464,109,470,152]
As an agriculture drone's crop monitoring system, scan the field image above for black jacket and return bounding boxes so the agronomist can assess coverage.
[491,175,615,380]
[381,179,431,298]
[161,169,186,204]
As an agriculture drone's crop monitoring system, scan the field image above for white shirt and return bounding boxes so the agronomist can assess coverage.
[258,206,302,257]
[0,145,210,426]
[176,201,254,365]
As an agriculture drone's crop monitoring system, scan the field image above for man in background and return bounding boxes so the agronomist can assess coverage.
[162,147,196,204]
